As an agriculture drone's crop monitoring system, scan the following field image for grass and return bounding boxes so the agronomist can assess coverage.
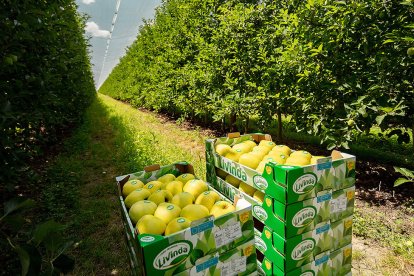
[353,207,414,263]
[41,94,208,274]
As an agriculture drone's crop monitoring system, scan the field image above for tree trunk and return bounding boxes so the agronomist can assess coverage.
[412,122,414,154]
[230,113,237,132]
[277,109,283,142]
[244,116,250,134]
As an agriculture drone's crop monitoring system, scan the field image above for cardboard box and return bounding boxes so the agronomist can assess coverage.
[213,175,354,238]
[116,162,255,275]
[258,243,352,276]
[205,133,356,205]
[174,238,258,276]
[255,222,332,272]
[254,216,352,273]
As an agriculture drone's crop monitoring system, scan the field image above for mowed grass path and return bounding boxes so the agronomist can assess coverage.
[46,94,207,275]
[45,94,412,275]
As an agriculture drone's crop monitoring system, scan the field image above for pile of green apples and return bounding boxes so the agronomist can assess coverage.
[216,140,325,171]
[215,140,326,202]
[122,173,235,236]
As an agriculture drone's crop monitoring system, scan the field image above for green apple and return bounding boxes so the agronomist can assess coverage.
[239,182,256,196]
[249,150,267,160]
[124,188,151,208]
[210,201,236,218]
[148,190,173,205]
[183,179,208,199]
[129,200,157,224]
[239,153,261,169]
[165,217,192,235]
[157,174,176,184]
[122,179,144,197]
[258,140,276,149]
[144,181,163,194]
[290,150,312,161]
[252,146,270,156]
[176,173,195,184]
[271,145,291,156]
[232,143,251,154]
[285,156,311,166]
[154,202,182,224]
[225,148,243,162]
[264,152,287,164]
[253,190,265,203]
[136,215,166,235]
[242,140,257,150]
[215,144,232,156]
[195,191,220,211]
[216,168,228,179]
[225,174,241,188]
[180,204,210,221]
[171,192,195,208]
[165,180,184,195]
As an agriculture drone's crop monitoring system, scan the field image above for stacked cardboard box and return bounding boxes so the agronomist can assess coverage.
[116,162,258,275]
[205,133,356,275]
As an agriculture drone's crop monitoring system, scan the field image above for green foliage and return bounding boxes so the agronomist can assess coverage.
[99,0,413,152]
[1,198,75,275]
[0,0,96,188]
[394,167,414,187]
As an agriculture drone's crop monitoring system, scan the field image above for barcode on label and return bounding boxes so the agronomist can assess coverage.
[214,222,242,248]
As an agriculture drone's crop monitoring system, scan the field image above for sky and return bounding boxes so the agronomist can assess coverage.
[76,0,161,88]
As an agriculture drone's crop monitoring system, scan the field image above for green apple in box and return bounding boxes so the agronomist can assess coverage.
[206,136,335,204]
[116,162,255,276]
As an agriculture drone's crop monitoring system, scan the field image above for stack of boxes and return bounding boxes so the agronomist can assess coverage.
[116,162,258,275]
[205,133,356,275]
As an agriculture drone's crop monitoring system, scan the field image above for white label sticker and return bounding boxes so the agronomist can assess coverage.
[214,223,242,248]
[331,195,347,213]
[221,256,247,276]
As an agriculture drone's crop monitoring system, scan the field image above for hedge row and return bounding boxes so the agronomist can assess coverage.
[0,0,96,187]
[99,0,413,151]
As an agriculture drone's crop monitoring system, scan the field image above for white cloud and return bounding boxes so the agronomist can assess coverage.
[82,0,95,4]
[85,21,110,38]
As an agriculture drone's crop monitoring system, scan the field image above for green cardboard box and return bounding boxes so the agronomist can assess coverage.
[255,221,332,272]
[213,175,354,238]
[174,238,257,276]
[205,133,356,205]
[254,216,352,273]
[116,162,255,276]
[258,243,352,276]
